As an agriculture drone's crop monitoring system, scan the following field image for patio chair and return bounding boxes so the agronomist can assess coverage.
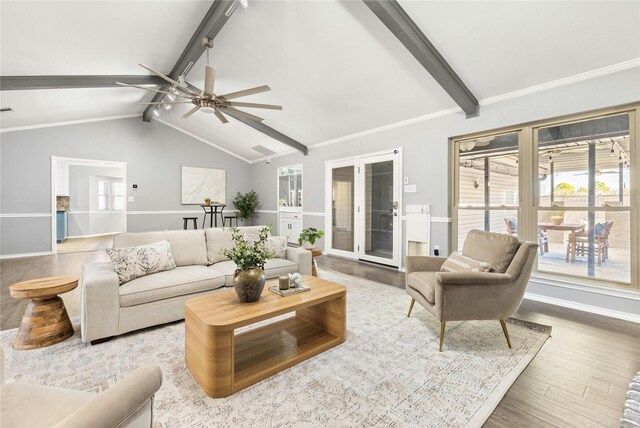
[504,217,548,255]
[574,221,613,265]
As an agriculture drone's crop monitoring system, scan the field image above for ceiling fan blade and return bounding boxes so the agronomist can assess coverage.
[138,101,193,105]
[116,82,192,99]
[213,109,229,124]
[221,106,264,122]
[138,63,197,96]
[182,106,200,118]
[204,65,216,97]
[222,101,282,110]
[218,85,271,101]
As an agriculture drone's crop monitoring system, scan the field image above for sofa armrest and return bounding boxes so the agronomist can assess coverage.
[405,256,447,275]
[81,263,120,343]
[54,365,163,428]
[286,246,312,276]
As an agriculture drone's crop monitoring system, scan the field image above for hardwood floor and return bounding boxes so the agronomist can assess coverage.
[317,255,639,428]
[1,251,637,426]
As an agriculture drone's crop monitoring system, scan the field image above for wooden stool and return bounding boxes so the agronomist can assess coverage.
[223,215,239,227]
[183,217,198,230]
[310,248,323,277]
[9,276,78,350]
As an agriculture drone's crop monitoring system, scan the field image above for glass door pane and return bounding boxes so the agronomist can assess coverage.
[331,166,355,252]
[360,154,399,266]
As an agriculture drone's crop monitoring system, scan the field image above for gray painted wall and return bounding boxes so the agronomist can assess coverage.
[0,117,252,255]
[250,67,640,263]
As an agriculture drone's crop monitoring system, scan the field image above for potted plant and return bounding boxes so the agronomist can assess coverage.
[548,211,565,226]
[298,227,325,249]
[204,198,211,206]
[221,226,274,303]
[233,190,259,225]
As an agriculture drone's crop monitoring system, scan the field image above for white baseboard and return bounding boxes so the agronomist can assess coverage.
[0,251,52,260]
[524,291,640,324]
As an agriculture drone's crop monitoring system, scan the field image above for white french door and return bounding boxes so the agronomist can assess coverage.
[325,149,402,268]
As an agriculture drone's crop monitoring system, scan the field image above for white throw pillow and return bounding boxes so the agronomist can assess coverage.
[265,236,287,258]
[440,251,492,273]
[106,240,176,284]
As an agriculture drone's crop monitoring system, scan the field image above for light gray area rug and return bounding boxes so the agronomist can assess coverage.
[0,269,551,427]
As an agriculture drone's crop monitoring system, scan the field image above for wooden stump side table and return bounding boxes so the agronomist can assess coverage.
[310,248,323,277]
[9,276,78,350]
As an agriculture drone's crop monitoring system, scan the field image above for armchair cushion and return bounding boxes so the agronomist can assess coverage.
[441,252,492,273]
[407,272,437,304]
[462,229,519,273]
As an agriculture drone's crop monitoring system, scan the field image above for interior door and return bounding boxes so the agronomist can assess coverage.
[358,153,400,267]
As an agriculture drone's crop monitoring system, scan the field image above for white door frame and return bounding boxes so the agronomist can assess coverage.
[324,148,403,268]
[50,156,127,254]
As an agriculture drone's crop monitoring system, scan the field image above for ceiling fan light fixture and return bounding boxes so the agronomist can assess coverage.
[200,106,215,114]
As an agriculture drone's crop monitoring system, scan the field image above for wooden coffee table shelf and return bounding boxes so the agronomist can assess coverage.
[185,276,346,398]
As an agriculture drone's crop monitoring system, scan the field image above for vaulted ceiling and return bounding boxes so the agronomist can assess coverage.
[1,1,639,162]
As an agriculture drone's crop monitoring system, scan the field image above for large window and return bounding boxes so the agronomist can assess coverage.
[452,107,638,288]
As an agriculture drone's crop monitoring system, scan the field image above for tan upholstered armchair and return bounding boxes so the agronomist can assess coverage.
[0,346,163,428]
[406,229,538,351]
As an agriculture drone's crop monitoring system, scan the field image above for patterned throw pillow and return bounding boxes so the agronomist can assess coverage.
[440,251,492,273]
[106,240,176,284]
[265,236,287,258]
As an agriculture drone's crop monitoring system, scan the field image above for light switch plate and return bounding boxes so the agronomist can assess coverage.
[404,184,417,193]
[128,196,134,202]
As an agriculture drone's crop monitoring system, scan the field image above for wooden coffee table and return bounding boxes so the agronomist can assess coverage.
[185,275,346,398]
[9,276,78,350]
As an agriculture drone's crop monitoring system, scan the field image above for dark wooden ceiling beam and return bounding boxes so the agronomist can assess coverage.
[362,0,480,117]
[222,109,309,156]
[1,75,164,91]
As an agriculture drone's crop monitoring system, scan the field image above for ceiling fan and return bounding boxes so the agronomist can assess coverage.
[117,38,282,124]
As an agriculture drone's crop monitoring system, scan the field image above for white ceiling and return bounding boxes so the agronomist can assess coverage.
[1,1,639,161]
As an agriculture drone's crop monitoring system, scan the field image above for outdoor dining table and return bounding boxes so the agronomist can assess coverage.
[538,222,586,263]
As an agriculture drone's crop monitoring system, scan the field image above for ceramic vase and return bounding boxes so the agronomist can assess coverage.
[233,268,266,303]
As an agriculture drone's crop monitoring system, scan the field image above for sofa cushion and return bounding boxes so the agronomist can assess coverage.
[210,260,237,286]
[205,226,268,264]
[407,272,437,304]
[210,258,299,286]
[113,230,207,267]
[106,240,176,284]
[441,251,492,273]
[119,266,224,307]
[0,383,93,428]
[265,236,287,258]
[462,229,519,273]
[264,258,298,279]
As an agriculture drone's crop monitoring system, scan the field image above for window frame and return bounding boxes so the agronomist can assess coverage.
[450,103,639,290]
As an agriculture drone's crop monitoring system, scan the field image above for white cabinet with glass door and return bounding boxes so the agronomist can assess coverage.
[278,165,303,243]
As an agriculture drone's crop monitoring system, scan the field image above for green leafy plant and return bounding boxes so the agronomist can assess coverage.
[233,190,259,222]
[221,226,273,271]
[204,198,211,205]
[298,227,325,246]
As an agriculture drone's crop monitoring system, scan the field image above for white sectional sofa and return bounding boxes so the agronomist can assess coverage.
[81,226,311,343]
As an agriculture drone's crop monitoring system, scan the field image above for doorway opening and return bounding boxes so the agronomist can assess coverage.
[51,157,127,254]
